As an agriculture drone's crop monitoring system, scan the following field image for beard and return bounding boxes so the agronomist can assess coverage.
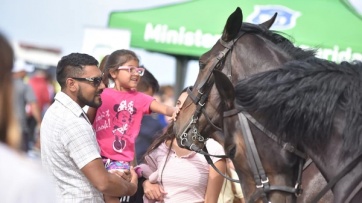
[77,88,102,108]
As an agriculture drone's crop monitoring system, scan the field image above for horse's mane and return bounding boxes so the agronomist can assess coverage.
[241,23,316,61]
[234,58,362,154]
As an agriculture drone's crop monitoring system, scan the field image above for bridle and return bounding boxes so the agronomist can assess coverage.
[177,27,308,202]
[178,30,245,150]
[223,107,306,202]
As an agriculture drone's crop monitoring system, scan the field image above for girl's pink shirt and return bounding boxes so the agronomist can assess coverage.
[93,88,154,161]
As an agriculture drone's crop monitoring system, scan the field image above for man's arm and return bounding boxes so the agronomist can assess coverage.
[81,158,138,197]
[29,102,42,125]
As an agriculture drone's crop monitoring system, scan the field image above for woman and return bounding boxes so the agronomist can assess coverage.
[138,86,226,203]
[0,32,56,203]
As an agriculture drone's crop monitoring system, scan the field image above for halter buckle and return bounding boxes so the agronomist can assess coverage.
[256,183,264,188]
[261,177,269,184]
[294,183,303,197]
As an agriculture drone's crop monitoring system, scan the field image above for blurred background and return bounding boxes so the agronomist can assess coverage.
[1,0,361,95]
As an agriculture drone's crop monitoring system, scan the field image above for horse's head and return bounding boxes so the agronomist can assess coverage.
[214,70,305,202]
[174,7,314,150]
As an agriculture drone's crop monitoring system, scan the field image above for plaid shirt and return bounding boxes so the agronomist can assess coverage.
[41,92,104,203]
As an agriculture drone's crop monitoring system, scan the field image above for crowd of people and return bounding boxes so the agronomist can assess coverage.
[1,30,244,203]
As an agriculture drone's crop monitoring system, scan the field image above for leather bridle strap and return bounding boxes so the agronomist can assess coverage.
[237,112,269,202]
[224,108,307,160]
[200,146,241,183]
[223,108,305,202]
[178,31,246,148]
[311,151,362,203]
[187,88,222,132]
[242,111,307,160]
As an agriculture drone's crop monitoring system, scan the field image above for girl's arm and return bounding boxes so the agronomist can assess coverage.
[149,100,178,119]
[204,159,227,203]
[86,107,97,124]
[143,179,167,201]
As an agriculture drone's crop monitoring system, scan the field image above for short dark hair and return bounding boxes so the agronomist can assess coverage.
[56,53,98,88]
[137,66,159,94]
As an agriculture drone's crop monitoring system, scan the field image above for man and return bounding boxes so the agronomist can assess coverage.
[41,53,137,202]
[12,59,42,152]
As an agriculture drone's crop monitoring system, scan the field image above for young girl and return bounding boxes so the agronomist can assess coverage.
[87,49,178,203]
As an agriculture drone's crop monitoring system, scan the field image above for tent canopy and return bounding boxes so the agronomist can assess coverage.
[108,0,362,93]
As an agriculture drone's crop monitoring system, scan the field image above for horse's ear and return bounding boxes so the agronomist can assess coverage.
[222,7,243,42]
[213,70,235,108]
[259,12,278,29]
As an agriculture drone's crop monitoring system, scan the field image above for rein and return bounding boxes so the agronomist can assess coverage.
[224,107,306,202]
[310,151,362,203]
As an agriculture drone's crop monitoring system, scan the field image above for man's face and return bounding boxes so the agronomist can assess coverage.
[75,65,105,108]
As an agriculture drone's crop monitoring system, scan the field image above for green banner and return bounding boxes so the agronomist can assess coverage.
[109,0,362,62]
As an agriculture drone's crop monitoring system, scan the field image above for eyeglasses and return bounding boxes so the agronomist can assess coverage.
[71,76,103,87]
[118,66,145,76]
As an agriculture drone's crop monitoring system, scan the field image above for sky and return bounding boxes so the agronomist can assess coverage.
[0,0,199,87]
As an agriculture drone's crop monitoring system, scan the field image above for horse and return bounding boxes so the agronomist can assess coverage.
[173,7,332,203]
[213,58,362,202]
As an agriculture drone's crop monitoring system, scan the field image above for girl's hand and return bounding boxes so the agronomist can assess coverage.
[109,169,131,182]
[170,107,180,121]
[143,180,167,201]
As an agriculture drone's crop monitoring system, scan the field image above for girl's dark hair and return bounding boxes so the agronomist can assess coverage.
[144,86,194,157]
[103,49,139,83]
[99,55,109,87]
[142,86,194,185]
[143,123,175,185]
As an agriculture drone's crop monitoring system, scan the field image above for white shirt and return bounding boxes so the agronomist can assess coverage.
[41,92,103,203]
[0,143,56,203]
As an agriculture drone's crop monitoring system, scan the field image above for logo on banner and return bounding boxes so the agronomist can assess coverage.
[246,5,301,30]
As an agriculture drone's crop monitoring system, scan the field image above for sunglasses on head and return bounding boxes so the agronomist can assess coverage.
[118,66,145,76]
[71,76,103,87]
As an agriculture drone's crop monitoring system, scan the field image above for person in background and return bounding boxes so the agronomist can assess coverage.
[135,67,164,164]
[27,68,53,158]
[131,67,165,203]
[28,69,52,116]
[87,49,178,203]
[157,85,175,127]
[99,54,110,87]
[0,32,56,203]
[138,86,226,203]
[12,59,42,152]
[41,52,137,202]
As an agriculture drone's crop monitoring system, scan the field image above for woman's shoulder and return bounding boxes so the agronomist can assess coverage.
[206,138,223,147]
[206,138,225,155]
